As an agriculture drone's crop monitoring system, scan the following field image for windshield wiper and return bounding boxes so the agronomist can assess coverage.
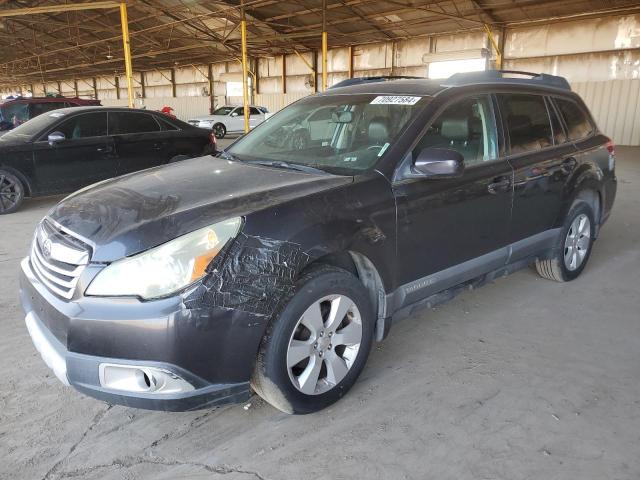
[245,160,328,175]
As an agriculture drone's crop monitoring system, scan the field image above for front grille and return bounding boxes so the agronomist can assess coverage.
[30,219,90,299]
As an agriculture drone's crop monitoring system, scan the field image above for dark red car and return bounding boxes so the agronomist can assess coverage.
[0,96,100,132]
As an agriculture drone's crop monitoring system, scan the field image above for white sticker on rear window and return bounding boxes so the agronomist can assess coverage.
[370,95,421,105]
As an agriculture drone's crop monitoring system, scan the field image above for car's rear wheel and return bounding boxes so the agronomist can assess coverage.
[252,265,374,414]
[535,202,595,282]
[213,123,226,139]
[0,170,25,215]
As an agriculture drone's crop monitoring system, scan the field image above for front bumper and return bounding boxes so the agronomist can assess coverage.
[19,257,266,411]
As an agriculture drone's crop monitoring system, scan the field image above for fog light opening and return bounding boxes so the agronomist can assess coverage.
[99,363,195,395]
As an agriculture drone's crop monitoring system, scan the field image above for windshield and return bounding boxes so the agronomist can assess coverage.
[212,106,234,116]
[0,110,64,140]
[226,94,428,174]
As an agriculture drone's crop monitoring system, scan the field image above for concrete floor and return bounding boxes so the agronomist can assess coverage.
[1,147,639,480]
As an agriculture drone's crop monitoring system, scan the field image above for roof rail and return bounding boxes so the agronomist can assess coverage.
[442,70,571,91]
[330,76,424,89]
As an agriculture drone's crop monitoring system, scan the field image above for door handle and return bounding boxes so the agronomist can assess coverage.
[488,176,511,194]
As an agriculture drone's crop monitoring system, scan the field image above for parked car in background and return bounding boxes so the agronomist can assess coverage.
[265,105,340,150]
[20,71,616,414]
[0,106,216,214]
[0,96,100,134]
[188,105,268,138]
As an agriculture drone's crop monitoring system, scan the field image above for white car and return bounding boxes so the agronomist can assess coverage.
[188,105,268,138]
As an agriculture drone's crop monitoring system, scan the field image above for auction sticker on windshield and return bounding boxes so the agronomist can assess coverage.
[370,95,421,105]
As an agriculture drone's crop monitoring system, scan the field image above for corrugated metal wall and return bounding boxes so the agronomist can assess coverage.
[572,80,640,146]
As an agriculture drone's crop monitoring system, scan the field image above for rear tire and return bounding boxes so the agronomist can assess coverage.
[0,169,25,215]
[213,123,226,139]
[535,202,595,282]
[252,265,374,414]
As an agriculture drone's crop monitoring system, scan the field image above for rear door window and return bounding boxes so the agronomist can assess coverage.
[413,95,498,167]
[156,116,179,131]
[108,112,161,135]
[555,98,593,141]
[499,94,553,154]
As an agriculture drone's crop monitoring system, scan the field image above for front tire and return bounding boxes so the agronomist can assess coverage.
[0,169,25,215]
[252,265,374,414]
[535,202,595,282]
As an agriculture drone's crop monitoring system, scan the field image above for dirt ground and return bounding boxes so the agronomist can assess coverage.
[1,146,639,480]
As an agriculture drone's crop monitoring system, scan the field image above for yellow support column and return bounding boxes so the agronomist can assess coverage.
[322,32,328,91]
[240,4,250,134]
[322,0,328,91]
[120,2,134,107]
[484,24,502,70]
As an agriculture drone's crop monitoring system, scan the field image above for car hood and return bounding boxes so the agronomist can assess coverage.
[0,132,28,147]
[48,155,352,262]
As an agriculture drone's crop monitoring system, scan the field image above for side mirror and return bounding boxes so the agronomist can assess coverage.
[413,147,464,178]
[48,131,66,146]
[230,112,238,117]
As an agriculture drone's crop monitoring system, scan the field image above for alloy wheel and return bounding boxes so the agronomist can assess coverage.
[564,213,591,271]
[286,294,363,395]
[0,174,20,213]
[213,124,225,138]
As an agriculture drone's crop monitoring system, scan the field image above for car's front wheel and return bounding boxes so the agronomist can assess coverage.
[252,265,374,414]
[0,169,25,215]
[535,202,596,282]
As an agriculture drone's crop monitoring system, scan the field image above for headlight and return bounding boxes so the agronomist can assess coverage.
[86,218,241,299]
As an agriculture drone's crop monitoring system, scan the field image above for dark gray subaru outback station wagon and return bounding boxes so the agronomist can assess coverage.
[20,71,616,414]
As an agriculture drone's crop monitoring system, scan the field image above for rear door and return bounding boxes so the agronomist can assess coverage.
[393,94,513,305]
[108,111,167,175]
[498,93,577,248]
[249,107,265,129]
[31,111,115,193]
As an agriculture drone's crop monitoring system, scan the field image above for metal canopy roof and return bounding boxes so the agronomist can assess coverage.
[1,0,639,86]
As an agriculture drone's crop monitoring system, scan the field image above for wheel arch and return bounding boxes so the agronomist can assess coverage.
[0,164,33,196]
[561,174,603,237]
[302,250,390,342]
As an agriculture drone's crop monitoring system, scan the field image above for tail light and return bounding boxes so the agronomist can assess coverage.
[209,132,217,148]
[606,138,615,171]
[606,138,615,155]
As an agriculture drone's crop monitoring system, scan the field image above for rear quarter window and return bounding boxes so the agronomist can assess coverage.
[555,98,593,141]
